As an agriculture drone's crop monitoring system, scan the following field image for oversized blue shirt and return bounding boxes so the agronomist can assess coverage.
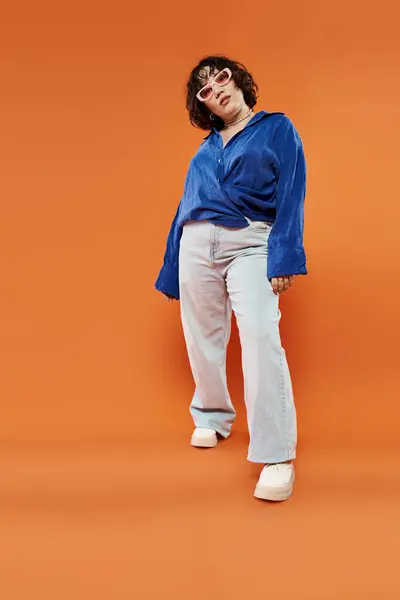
[155,110,307,300]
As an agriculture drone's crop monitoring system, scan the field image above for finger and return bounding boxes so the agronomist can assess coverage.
[277,277,285,294]
[281,276,293,292]
[271,278,278,295]
[284,277,292,293]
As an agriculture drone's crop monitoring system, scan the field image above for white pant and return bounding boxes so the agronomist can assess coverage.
[178,220,297,464]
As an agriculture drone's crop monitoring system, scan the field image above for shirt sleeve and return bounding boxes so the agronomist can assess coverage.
[154,201,183,300]
[267,116,308,280]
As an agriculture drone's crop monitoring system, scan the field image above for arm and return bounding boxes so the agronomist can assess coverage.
[267,116,307,280]
[154,201,183,301]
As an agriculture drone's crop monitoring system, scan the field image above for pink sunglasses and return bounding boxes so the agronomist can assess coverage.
[196,68,233,102]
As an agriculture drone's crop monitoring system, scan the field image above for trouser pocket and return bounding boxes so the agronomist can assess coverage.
[245,217,273,233]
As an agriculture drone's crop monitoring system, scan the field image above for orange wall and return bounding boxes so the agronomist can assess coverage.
[0,2,399,449]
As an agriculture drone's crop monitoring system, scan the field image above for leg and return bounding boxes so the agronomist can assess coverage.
[226,227,297,463]
[179,222,236,438]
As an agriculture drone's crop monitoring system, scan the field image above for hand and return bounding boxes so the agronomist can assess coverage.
[163,293,176,302]
[271,275,295,295]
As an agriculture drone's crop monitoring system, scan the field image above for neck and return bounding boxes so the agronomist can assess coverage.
[224,105,252,127]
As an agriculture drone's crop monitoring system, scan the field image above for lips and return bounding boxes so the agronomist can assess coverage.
[220,95,230,106]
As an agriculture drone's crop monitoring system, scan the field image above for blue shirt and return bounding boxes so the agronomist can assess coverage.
[155,110,307,300]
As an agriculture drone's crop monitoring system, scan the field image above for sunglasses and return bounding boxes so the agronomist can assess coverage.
[196,68,233,102]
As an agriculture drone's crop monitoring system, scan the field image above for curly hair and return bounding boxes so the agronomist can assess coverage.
[185,55,259,131]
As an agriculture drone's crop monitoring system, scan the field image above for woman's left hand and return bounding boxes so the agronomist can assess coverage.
[271,275,295,295]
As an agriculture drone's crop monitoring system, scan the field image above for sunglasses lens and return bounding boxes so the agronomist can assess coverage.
[215,70,230,85]
[199,86,213,100]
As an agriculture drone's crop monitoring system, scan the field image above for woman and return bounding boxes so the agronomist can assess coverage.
[155,55,307,502]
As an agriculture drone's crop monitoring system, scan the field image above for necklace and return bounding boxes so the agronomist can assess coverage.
[223,108,253,128]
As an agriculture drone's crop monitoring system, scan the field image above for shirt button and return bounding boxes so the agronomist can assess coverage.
[218,159,221,163]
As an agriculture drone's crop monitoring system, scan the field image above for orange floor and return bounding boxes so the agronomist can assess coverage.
[1,429,399,600]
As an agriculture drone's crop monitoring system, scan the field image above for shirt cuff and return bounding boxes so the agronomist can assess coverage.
[267,243,307,279]
[154,264,180,300]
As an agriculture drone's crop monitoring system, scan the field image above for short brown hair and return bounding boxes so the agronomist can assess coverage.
[185,55,259,131]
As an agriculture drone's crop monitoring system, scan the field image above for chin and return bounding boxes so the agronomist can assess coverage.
[220,106,236,118]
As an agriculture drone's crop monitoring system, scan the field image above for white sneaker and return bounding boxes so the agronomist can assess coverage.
[191,428,218,448]
[254,462,295,501]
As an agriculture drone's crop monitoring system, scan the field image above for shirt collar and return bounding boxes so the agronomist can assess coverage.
[203,110,269,140]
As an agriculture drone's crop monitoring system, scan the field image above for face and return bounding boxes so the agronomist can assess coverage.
[197,65,247,121]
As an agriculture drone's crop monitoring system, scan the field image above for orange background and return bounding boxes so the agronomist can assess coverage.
[1,1,400,599]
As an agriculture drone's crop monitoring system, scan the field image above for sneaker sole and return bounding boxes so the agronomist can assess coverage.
[254,473,295,502]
